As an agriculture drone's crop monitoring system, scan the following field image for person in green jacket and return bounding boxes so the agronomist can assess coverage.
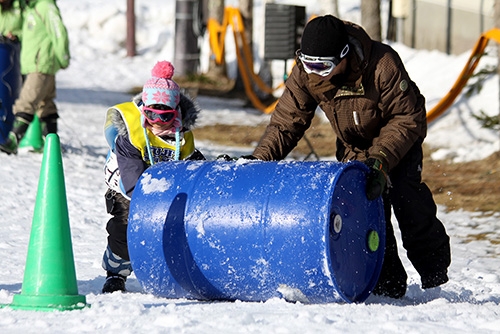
[0,0,69,155]
[0,0,23,42]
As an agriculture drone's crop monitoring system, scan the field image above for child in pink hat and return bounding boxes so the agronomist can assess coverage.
[101,61,205,293]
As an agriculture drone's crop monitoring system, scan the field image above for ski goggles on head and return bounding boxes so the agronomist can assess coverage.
[297,44,350,77]
[142,105,178,126]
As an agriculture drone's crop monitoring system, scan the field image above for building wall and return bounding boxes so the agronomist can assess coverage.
[398,0,494,54]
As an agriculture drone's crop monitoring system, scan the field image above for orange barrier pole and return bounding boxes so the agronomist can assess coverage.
[207,7,289,114]
[427,28,500,123]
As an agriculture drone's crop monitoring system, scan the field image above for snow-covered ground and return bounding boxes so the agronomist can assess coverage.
[0,1,499,333]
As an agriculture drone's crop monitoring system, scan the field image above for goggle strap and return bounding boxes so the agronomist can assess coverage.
[297,43,349,62]
[339,44,349,59]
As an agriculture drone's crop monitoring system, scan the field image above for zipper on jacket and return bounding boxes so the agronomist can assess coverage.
[353,111,360,125]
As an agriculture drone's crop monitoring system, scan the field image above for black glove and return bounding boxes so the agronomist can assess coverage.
[364,158,387,200]
[240,155,257,160]
[216,154,237,161]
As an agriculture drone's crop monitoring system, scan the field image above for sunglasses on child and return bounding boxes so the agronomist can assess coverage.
[297,44,350,77]
[142,105,178,126]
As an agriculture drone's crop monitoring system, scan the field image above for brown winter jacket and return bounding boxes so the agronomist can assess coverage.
[253,22,427,172]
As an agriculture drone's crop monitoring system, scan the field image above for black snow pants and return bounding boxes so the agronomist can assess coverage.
[384,138,451,280]
[105,189,131,261]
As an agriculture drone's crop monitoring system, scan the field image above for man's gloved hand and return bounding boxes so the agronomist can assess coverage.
[364,158,388,200]
[240,154,257,160]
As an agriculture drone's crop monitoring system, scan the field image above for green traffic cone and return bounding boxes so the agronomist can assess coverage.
[19,115,44,152]
[7,133,87,311]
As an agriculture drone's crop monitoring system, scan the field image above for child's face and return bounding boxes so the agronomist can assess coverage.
[142,104,178,130]
[149,121,175,131]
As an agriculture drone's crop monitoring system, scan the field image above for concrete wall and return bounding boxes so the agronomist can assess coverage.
[396,0,494,54]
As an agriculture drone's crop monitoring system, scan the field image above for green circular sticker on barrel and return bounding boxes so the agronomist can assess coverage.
[367,230,379,252]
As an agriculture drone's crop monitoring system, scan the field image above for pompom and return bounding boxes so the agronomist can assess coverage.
[151,61,175,79]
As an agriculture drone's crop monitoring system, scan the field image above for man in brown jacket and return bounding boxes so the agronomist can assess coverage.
[251,15,451,299]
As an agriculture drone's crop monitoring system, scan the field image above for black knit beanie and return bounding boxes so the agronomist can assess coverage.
[300,15,348,57]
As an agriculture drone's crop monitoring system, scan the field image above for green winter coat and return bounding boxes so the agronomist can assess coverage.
[20,0,69,75]
[0,0,23,40]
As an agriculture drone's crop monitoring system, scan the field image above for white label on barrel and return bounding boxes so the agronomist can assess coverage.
[333,214,342,233]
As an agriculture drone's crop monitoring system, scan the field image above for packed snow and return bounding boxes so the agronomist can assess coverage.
[1,0,499,333]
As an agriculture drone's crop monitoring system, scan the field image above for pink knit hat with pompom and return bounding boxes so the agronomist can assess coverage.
[142,61,180,108]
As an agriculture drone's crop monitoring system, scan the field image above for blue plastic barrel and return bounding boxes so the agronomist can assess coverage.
[128,160,385,303]
[0,39,22,144]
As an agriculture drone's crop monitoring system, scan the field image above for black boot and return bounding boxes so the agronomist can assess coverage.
[372,238,408,299]
[102,271,127,293]
[372,255,408,299]
[41,114,58,138]
[421,270,448,289]
[0,117,30,155]
[373,218,408,299]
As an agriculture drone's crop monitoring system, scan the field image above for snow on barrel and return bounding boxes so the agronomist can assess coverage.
[128,160,385,303]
